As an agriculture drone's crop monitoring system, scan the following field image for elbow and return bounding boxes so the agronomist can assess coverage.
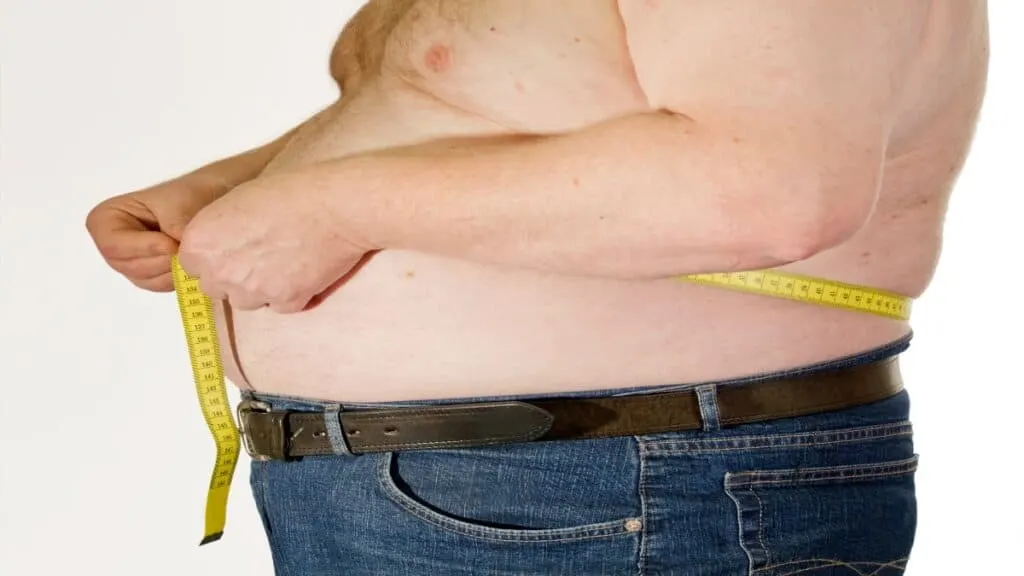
[754,134,885,263]
[765,211,869,263]
[759,174,880,264]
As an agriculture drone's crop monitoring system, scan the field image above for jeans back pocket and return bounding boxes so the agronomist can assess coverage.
[725,454,919,576]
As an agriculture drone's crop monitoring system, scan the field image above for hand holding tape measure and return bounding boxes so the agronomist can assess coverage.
[169,253,910,544]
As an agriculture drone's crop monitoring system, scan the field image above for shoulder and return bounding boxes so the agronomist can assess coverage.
[615,0,933,128]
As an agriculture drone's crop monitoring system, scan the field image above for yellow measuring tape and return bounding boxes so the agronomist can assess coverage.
[167,256,911,544]
[676,270,911,320]
[170,254,240,545]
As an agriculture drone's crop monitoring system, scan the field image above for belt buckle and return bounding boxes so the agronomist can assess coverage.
[237,398,272,462]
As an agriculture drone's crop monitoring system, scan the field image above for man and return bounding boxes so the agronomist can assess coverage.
[85,1,989,574]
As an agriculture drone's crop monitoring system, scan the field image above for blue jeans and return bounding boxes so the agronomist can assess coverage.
[247,334,917,575]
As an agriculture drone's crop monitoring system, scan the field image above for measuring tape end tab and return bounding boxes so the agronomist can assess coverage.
[199,532,224,546]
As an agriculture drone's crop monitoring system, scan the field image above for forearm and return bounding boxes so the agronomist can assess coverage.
[315,111,874,279]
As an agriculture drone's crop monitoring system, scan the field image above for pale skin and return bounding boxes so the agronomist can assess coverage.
[87,0,989,402]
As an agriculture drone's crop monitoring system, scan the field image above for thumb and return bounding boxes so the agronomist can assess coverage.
[86,201,177,260]
[164,189,226,241]
[162,216,190,242]
[161,198,213,242]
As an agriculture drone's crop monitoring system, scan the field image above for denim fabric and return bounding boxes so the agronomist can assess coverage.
[247,334,917,575]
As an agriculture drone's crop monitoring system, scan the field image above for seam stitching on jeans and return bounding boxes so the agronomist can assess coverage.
[724,456,920,489]
[375,453,636,543]
[647,421,911,446]
[636,436,648,576]
[751,556,909,575]
[643,422,912,454]
[736,465,920,488]
[753,489,769,568]
[723,473,758,575]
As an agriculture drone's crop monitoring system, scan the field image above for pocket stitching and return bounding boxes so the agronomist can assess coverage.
[725,455,919,488]
[752,489,771,569]
[724,455,918,575]
[751,556,910,575]
[375,452,640,543]
[644,421,912,455]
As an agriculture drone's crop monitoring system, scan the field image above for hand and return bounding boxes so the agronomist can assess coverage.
[178,171,373,313]
[86,171,232,291]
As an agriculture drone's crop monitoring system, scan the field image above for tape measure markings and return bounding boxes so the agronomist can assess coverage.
[676,270,910,320]
[170,255,240,546]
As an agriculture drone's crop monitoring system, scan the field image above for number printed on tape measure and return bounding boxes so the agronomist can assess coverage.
[676,270,911,321]
[170,255,240,546]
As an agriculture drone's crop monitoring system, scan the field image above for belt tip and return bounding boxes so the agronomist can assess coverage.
[199,532,224,546]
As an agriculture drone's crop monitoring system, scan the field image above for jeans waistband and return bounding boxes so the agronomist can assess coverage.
[245,331,912,412]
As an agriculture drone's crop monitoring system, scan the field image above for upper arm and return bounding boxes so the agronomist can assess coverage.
[616,1,930,239]
[617,0,927,130]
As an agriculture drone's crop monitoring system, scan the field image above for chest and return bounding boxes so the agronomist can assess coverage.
[328,0,647,129]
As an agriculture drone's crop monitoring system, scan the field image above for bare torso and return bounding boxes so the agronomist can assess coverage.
[214,0,988,402]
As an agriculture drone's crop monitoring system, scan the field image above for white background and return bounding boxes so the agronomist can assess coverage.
[1,1,1021,574]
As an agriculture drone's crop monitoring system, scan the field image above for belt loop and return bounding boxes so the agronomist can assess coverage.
[323,403,354,456]
[695,385,721,432]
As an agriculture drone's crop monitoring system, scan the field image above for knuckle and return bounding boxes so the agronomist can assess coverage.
[262,282,288,302]
[240,274,264,294]
[120,258,151,276]
[85,198,119,235]
[230,299,260,311]
[85,198,110,222]
[106,258,132,274]
[84,207,100,233]
[273,295,309,314]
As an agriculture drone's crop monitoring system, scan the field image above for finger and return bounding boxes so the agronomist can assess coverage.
[92,224,180,261]
[127,271,174,292]
[226,291,268,312]
[87,206,179,260]
[107,253,175,281]
[100,231,179,261]
[300,254,376,311]
[269,296,311,314]
[160,215,193,243]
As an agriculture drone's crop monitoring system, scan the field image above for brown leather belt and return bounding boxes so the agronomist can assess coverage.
[237,357,903,460]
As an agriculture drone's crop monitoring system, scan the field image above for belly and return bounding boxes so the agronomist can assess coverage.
[215,83,916,403]
[223,250,909,402]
